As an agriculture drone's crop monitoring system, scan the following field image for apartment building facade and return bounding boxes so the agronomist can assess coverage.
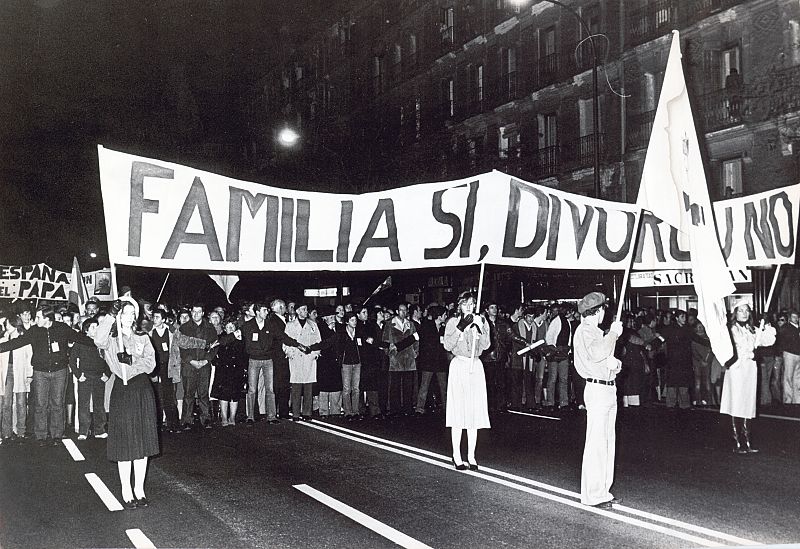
[242,0,800,307]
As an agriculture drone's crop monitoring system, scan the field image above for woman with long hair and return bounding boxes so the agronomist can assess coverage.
[721,298,776,454]
[94,298,159,509]
[442,291,490,470]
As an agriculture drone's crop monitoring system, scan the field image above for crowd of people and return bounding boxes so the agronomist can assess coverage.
[0,287,794,504]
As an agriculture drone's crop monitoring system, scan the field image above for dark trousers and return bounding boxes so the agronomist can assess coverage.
[389,370,415,414]
[154,378,180,430]
[483,361,505,411]
[33,369,68,440]
[570,361,586,407]
[291,383,313,418]
[276,385,291,419]
[508,368,524,409]
[76,374,106,436]
[182,364,211,425]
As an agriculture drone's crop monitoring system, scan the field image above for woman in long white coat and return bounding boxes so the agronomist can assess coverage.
[284,304,321,421]
[721,299,775,454]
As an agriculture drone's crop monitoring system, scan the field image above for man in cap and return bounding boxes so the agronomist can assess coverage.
[573,292,623,509]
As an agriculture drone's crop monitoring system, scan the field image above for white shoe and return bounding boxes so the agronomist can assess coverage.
[95,433,108,439]
[77,434,87,440]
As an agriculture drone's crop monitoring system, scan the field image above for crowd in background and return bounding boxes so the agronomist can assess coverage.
[0,290,798,446]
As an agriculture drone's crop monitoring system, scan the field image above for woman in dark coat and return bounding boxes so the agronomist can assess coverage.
[313,311,343,417]
[619,315,647,408]
[661,309,695,409]
[211,319,248,426]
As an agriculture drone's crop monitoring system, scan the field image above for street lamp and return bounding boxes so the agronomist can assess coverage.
[511,0,601,198]
[277,127,301,148]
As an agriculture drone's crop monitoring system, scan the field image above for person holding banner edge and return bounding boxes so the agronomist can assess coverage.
[443,291,491,471]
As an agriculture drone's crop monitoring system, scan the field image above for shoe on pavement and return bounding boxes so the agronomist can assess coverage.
[246,418,255,426]
[95,432,108,439]
[77,434,87,440]
[268,419,280,425]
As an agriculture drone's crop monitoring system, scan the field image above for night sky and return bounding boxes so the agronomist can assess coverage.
[0,0,350,272]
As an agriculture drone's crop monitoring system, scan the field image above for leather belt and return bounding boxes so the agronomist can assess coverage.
[586,378,615,386]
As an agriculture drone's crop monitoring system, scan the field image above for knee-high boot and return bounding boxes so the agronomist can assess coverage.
[741,418,759,453]
[732,417,746,454]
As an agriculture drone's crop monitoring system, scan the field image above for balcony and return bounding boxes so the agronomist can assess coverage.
[561,41,596,78]
[627,110,656,150]
[699,88,750,132]
[563,133,605,168]
[531,53,560,91]
[498,71,519,103]
[626,0,676,48]
[530,145,561,178]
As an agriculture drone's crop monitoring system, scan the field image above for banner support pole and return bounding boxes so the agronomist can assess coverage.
[615,210,644,322]
[156,272,171,303]
[470,262,487,373]
[764,263,782,314]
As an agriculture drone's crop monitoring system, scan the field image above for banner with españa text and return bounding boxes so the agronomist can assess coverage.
[97,146,641,272]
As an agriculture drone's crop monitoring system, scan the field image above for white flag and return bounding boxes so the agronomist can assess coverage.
[68,257,89,316]
[208,273,239,304]
[637,30,735,365]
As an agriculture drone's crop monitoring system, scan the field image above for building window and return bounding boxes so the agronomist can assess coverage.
[441,77,455,118]
[722,158,743,197]
[441,7,455,47]
[719,46,740,90]
[415,95,422,140]
[499,125,519,159]
[391,44,402,84]
[373,56,385,95]
[538,113,557,149]
[500,47,517,101]
[407,33,418,71]
[470,64,484,107]
[578,98,601,136]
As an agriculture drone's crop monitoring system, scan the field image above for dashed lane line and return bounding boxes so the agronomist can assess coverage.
[294,484,434,549]
[300,420,761,547]
[85,472,124,512]
[126,528,157,549]
[62,438,85,461]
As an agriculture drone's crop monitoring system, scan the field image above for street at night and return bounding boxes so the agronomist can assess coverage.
[2,405,799,548]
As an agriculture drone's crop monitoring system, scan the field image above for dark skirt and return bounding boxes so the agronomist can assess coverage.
[211,362,247,402]
[107,374,159,462]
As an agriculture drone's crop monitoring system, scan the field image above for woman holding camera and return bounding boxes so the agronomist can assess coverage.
[94,297,158,509]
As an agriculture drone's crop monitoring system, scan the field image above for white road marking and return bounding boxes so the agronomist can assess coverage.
[294,484,434,549]
[301,420,762,547]
[126,528,157,549]
[507,409,561,420]
[62,438,85,462]
[85,473,124,512]
[759,413,800,422]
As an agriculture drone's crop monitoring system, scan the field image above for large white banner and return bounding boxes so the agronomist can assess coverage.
[635,183,800,270]
[97,146,641,272]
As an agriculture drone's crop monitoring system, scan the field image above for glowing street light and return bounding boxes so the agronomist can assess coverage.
[277,127,300,148]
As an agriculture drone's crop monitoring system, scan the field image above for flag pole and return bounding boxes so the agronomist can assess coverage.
[615,210,644,322]
[470,262,487,373]
[156,272,171,303]
[764,264,782,314]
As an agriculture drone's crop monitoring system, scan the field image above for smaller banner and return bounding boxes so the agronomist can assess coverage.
[0,263,113,301]
[630,268,752,288]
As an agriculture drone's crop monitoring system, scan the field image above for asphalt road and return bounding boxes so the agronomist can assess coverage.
[1,404,799,549]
